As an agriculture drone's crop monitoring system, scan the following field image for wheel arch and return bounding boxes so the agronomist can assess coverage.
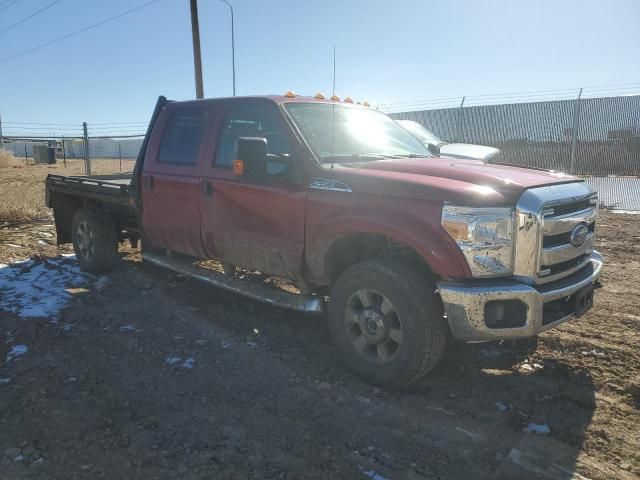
[305,214,470,286]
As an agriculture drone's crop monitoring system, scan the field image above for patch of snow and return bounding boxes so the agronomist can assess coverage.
[182,358,195,369]
[0,255,91,318]
[14,454,25,462]
[221,340,233,349]
[62,324,74,332]
[581,349,606,357]
[358,466,389,480]
[0,378,11,384]
[6,344,28,363]
[495,401,508,412]
[37,240,48,245]
[119,325,136,332]
[523,423,551,434]
[165,356,195,369]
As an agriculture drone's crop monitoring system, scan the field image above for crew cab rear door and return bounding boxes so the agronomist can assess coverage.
[141,102,213,257]
[199,98,307,280]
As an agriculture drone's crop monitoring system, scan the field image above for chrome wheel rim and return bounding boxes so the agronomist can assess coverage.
[76,221,95,261]
[345,289,403,364]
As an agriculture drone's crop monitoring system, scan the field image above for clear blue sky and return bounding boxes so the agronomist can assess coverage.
[1,0,639,127]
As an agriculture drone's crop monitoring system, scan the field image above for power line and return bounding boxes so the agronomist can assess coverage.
[0,0,162,63]
[0,0,64,36]
[4,121,81,126]
[0,0,21,14]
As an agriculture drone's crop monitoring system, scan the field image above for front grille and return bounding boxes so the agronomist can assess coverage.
[539,198,597,281]
[514,183,598,285]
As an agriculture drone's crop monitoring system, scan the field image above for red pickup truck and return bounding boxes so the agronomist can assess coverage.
[46,94,602,388]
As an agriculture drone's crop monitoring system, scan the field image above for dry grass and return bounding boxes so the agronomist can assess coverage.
[0,150,26,169]
[0,154,134,224]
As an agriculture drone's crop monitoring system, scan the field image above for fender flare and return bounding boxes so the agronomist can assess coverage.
[305,209,470,285]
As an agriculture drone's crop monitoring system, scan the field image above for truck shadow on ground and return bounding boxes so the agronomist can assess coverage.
[0,259,597,479]
[171,267,597,480]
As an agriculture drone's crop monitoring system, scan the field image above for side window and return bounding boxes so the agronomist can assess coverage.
[158,107,209,166]
[215,104,291,168]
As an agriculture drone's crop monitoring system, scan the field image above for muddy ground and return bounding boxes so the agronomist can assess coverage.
[0,210,639,480]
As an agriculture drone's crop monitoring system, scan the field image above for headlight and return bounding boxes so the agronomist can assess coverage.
[441,205,514,277]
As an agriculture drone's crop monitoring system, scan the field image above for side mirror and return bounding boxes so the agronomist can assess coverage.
[235,137,267,178]
[427,143,441,155]
[235,136,291,183]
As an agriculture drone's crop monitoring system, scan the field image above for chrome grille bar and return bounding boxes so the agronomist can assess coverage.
[542,207,597,236]
[540,233,594,266]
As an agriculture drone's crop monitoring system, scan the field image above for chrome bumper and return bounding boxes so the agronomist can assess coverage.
[437,251,603,342]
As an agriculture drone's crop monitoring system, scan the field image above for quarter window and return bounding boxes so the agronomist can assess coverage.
[158,107,209,166]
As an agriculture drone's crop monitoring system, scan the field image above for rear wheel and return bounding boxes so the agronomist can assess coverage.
[71,207,119,273]
[328,260,447,388]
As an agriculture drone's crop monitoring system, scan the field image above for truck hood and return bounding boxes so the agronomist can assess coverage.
[330,157,579,206]
[439,143,500,161]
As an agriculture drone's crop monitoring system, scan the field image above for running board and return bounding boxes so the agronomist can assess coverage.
[142,252,324,314]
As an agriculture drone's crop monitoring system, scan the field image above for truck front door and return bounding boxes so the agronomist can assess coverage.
[199,99,307,280]
[141,103,211,257]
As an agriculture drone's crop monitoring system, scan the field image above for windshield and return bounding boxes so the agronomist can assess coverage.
[284,103,430,163]
[397,120,443,146]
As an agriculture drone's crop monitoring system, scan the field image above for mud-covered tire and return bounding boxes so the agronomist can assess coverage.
[71,207,119,273]
[328,260,447,388]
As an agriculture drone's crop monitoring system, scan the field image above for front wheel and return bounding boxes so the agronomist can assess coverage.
[71,207,119,273]
[328,260,447,388]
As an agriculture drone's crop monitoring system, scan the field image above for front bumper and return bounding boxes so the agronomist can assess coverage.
[437,251,603,342]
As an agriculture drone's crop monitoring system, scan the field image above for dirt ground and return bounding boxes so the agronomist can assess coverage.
[0,163,639,479]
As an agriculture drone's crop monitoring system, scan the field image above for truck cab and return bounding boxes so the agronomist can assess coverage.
[46,93,602,388]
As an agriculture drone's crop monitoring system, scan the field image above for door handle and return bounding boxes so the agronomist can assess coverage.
[201,180,214,197]
[142,174,154,189]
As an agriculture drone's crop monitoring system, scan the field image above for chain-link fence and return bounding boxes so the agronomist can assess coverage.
[1,121,145,175]
[388,94,640,177]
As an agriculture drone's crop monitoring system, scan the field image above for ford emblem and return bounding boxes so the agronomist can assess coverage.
[570,223,589,247]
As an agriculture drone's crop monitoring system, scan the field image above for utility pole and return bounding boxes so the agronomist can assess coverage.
[190,0,204,99]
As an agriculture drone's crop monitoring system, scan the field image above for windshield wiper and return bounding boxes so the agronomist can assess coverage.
[321,153,393,164]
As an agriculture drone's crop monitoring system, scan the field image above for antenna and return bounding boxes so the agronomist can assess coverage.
[330,45,336,169]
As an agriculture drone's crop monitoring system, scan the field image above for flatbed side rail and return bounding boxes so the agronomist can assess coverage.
[46,174,131,207]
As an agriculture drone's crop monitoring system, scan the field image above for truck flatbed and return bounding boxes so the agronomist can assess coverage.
[46,173,133,207]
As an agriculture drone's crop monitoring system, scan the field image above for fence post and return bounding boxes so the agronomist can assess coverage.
[0,114,4,150]
[62,137,67,167]
[24,145,28,164]
[83,122,91,176]
[456,96,466,142]
[569,88,583,175]
[119,144,122,172]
